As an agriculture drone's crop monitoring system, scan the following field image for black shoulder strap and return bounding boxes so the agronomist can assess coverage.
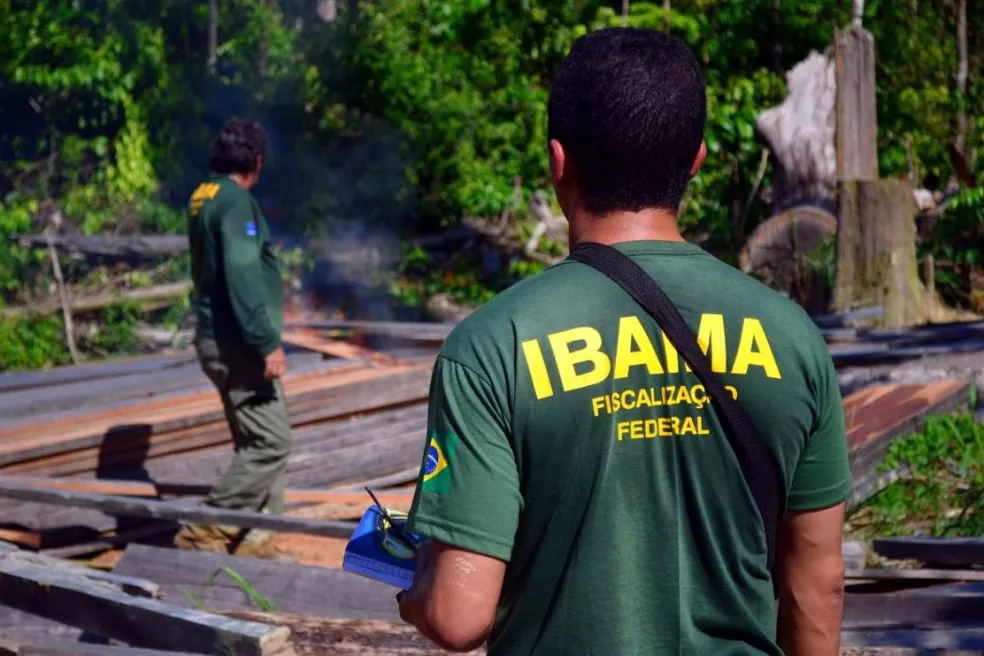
[567,241,785,575]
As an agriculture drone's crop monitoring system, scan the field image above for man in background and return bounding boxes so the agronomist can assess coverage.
[398,28,850,654]
[174,117,292,560]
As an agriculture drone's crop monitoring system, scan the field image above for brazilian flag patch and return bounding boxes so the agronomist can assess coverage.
[421,433,455,495]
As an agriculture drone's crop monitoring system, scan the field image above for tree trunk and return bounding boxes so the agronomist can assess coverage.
[207,0,218,73]
[756,51,838,215]
[834,180,925,327]
[316,0,337,23]
[956,0,968,155]
[835,27,879,181]
[664,0,671,31]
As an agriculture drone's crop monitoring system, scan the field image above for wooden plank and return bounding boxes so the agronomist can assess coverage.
[0,478,357,538]
[841,624,984,651]
[0,353,194,394]
[17,643,208,656]
[114,544,401,621]
[845,380,971,478]
[4,476,411,507]
[844,586,984,625]
[289,320,454,343]
[873,537,984,568]
[846,569,984,583]
[0,558,292,655]
[280,330,398,365]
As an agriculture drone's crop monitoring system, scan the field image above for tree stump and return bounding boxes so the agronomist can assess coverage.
[834,179,926,327]
[756,51,838,214]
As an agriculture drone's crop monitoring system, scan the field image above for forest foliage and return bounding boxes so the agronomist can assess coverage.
[0,0,982,369]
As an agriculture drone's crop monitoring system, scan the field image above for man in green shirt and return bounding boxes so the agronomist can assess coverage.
[174,118,292,560]
[398,29,851,654]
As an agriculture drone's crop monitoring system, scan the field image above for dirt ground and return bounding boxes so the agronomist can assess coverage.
[220,612,918,656]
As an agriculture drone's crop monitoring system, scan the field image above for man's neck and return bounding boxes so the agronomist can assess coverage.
[227,172,254,190]
[568,208,685,248]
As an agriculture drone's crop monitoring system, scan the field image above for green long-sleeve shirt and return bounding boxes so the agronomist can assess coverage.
[188,175,284,355]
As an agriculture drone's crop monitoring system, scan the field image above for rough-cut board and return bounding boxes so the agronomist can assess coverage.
[0,557,293,655]
[845,580,984,625]
[17,644,208,656]
[0,478,357,538]
[280,330,398,365]
[844,380,971,477]
[114,545,401,621]
[873,537,984,568]
[2,476,412,507]
[845,568,984,583]
[841,624,984,651]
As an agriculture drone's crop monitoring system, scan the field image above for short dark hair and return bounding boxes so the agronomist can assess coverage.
[209,117,267,175]
[547,28,706,214]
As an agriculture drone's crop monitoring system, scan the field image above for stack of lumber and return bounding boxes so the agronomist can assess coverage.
[839,537,984,651]
[0,334,438,548]
[826,318,984,366]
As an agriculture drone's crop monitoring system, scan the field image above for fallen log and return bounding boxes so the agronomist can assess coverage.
[16,235,188,258]
[0,282,191,318]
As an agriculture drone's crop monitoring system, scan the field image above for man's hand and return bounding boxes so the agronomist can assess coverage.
[776,502,846,656]
[263,347,287,380]
[397,541,505,652]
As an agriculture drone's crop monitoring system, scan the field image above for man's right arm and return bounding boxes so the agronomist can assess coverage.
[219,198,282,363]
[776,503,846,656]
[777,339,851,655]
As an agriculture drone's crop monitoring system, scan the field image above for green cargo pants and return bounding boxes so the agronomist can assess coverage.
[196,337,292,519]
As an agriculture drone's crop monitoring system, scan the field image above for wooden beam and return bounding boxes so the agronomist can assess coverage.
[17,643,208,656]
[4,476,411,507]
[873,537,984,567]
[841,623,984,651]
[0,478,356,538]
[846,568,984,582]
[115,545,401,621]
[280,330,398,365]
[0,558,292,655]
[288,320,453,343]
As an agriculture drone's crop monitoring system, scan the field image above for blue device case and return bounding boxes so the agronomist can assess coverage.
[343,506,428,590]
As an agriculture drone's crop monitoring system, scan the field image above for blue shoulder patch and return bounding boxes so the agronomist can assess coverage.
[245,221,258,237]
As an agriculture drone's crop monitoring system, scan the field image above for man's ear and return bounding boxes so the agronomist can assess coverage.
[255,154,265,173]
[690,140,707,177]
[548,139,566,186]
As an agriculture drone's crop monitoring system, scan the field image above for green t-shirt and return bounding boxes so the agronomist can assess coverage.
[407,240,851,656]
[187,175,284,355]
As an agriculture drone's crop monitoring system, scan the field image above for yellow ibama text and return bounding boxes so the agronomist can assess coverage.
[521,314,782,400]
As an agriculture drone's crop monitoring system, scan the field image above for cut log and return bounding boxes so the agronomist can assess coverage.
[738,206,837,313]
[756,51,837,214]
